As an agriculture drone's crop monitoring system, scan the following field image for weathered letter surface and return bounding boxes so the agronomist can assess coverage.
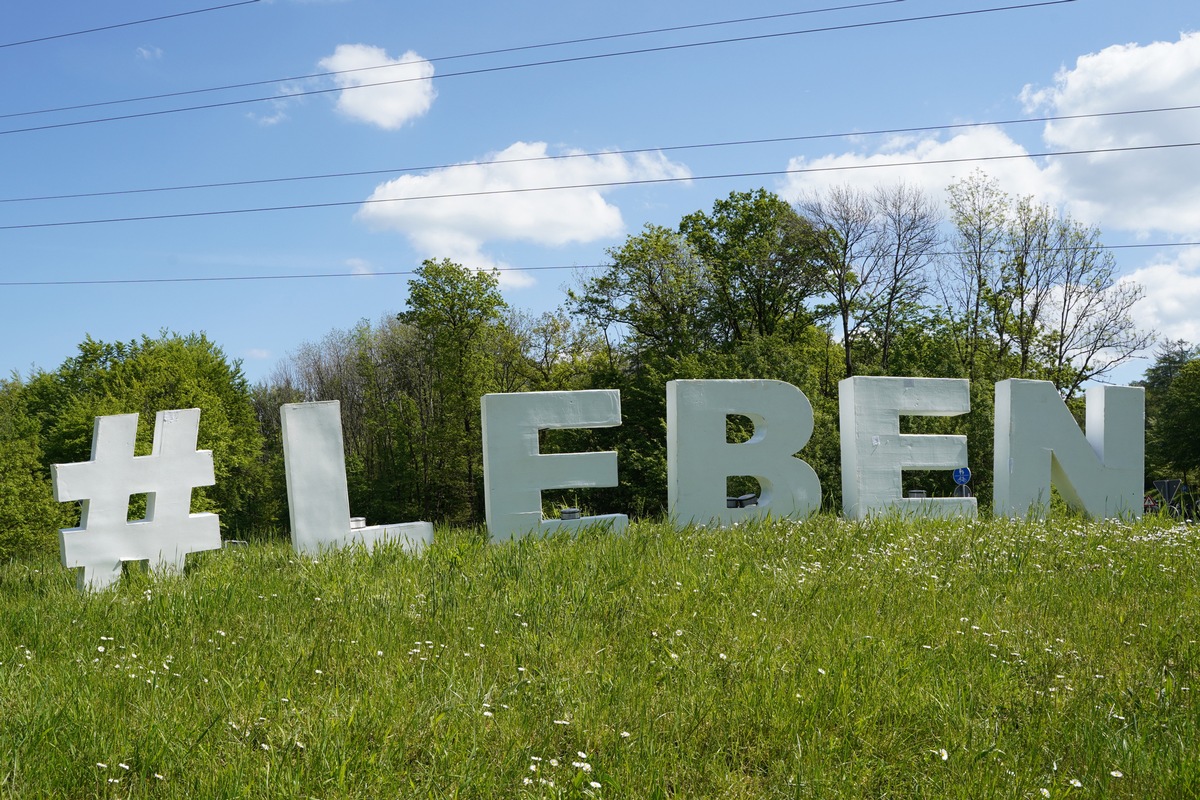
[839,376,976,519]
[667,379,821,526]
[993,380,1143,519]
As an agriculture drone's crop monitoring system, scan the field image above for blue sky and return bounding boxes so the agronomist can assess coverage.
[2,0,1198,385]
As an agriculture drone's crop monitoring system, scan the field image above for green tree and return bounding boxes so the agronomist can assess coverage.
[398,259,508,523]
[1153,358,1200,484]
[0,379,69,561]
[680,189,823,346]
[23,333,270,535]
[567,224,711,362]
[1141,340,1200,482]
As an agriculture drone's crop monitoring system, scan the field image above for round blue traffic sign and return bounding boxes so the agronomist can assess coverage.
[952,467,972,485]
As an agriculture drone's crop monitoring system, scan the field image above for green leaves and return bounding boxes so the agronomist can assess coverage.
[19,332,269,536]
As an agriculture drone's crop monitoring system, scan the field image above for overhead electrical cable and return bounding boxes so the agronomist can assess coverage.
[1,139,1193,231]
[0,1,261,49]
[0,0,906,120]
[3,242,1198,288]
[0,0,1076,136]
[3,102,1197,205]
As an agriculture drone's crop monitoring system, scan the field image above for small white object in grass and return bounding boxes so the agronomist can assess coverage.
[1110,770,1123,778]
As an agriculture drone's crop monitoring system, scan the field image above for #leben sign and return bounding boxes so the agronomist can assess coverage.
[50,377,1144,590]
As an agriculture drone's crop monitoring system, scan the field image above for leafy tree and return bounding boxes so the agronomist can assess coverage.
[398,259,508,523]
[567,224,711,362]
[23,333,269,535]
[680,189,823,346]
[1153,358,1200,484]
[1140,340,1200,481]
[0,379,68,561]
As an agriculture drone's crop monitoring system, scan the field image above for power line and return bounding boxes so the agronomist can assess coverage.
[3,242,1198,288]
[2,139,1194,231]
[0,0,1076,137]
[4,102,1197,205]
[0,0,906,121]
[0,1,261,50]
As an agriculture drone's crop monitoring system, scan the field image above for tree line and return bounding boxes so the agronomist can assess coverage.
[1,170,1187,560]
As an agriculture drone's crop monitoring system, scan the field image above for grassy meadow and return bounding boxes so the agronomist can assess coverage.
[0,515,1196,799]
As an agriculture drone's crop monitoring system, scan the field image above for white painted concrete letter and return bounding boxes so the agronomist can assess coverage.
[281,401,432,554]
[839,377,976,519]
[667,379,821,526]
[993,380,1143,519]
[52,409,221,590]
[481,390,627,541]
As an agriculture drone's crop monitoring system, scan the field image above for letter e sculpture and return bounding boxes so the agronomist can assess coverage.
[839,376,976,519]
[481,390,627,541]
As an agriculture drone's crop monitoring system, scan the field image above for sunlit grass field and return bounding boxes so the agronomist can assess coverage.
[0,516,1196,799]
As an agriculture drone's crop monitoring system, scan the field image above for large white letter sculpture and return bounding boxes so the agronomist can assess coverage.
[281,401,433,554]
[993,379,1143,519]
[481,390,627,541]
[839,376,976,519]
[667,379,821,526]
[51,409,221,590]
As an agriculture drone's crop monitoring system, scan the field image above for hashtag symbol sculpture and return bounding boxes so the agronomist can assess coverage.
[52,409,221,590]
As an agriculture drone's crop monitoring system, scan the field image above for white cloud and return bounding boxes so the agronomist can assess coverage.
[1124,247,1200,343]
[780,32,1200,240]
[1020,31,1200,236]
[136,45,163,60]
[249,99,290,126]
[778,126,1061,207]
[318,44,435,129]
[355,141,692,288]
[245,348,272,361]
[345,257,374,275]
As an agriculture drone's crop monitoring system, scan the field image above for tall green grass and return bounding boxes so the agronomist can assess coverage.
[0,516,1196,798]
